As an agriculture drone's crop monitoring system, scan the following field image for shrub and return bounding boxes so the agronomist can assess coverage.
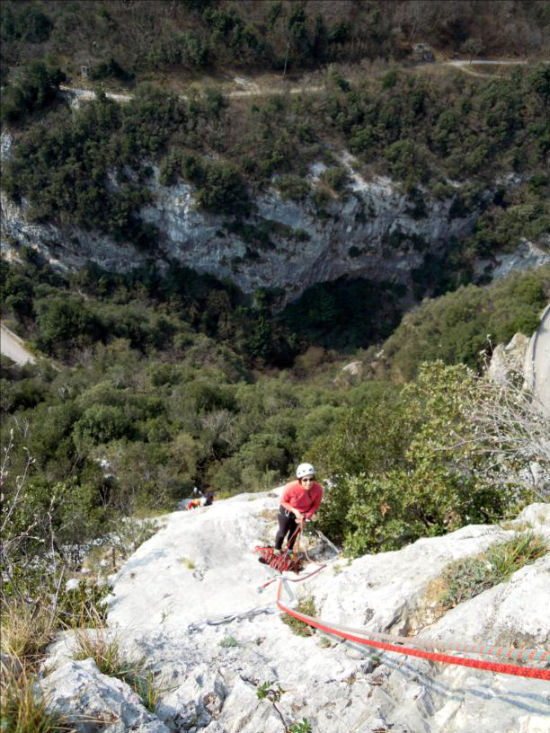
[321,166,349,192]
[382,267,550,379]
[276,175,310,202]
[1,62,64,124]
[316,361,536,555]
[438,532,548,610]
[195,160,249,214]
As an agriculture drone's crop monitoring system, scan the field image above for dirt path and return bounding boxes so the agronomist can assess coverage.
[443,59,529,78]
[60,58,536,104]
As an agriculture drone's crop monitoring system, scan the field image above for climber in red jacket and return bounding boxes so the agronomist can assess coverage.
[274,462,323,553]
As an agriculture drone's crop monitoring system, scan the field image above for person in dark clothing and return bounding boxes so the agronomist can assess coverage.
[274,462,323,553]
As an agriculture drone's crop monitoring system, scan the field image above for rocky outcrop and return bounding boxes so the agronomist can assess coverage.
[0,128,481,305]
[488,332,530,384]
[2,130,549,307]
[40,494,550,733]
[41,658,170,733]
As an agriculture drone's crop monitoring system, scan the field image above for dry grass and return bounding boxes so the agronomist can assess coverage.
[0,601,55,667]
[0,665,76,733]
[73,630,161,713]
[0,603,74,733]
[425,532,548,621]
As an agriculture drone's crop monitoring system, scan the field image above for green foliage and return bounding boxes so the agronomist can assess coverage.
[281,595,316,636]
[2,1,547,82]
[73,405,133,448]
[320,166,349,192]
[1,62,64,124]
[281,278,403,352]
[34,297,103,358]
[382,267,550,379]
[219,635,239,648]
[289,720,313,733]
[315,362,532,555]
[256,680,285,702]
[3,61,548,281]
[194,160,249,214]
[439,533,548,609]
[276,175,310,202]
[1,4,53,44]
[472,180,550,255]
[89,57,134,83]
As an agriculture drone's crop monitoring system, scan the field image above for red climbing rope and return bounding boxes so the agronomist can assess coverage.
[255,525,549,680]
[276,581,550,681]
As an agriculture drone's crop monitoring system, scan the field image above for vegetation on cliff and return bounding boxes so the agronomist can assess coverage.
[2,0,548,82]
[2,257,548,570]
[2,63,549,263]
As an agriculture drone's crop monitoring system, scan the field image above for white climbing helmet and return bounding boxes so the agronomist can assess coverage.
[296,462,315,479]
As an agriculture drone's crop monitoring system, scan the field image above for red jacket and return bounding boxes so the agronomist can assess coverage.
[280,480,323,519]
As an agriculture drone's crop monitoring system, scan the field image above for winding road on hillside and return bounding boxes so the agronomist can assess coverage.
[59,58,537,104]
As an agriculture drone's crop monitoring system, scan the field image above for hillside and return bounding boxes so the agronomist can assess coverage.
[1,4,549,315]
[2,0,549,82]
[1,4,550,730]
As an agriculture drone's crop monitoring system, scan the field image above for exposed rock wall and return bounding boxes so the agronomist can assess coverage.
[2,128,548,306]
[0,126,478,304]
[41,495,550,733]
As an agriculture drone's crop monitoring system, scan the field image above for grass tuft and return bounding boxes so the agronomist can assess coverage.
[219,636,239,648]
[73,631,160,712]
[439,532,548,610]
[281,595,317,637]
[0,664,75,733]
[0,601,54,668]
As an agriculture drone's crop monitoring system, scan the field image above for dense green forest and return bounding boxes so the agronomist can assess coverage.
[2,256,548,556]
[2,0,549,81]
[2,60,549,256]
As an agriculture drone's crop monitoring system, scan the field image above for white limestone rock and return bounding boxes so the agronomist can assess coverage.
[39,658,170,733]
[488,332,530,384]
[513,502,550,534]
[39,493,550,733]
[155,663,226,731]
[308,523,512,634]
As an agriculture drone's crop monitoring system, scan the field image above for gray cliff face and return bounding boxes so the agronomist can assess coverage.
[2,129,548,303]
[0,129,474,302]
[142,171,478,304]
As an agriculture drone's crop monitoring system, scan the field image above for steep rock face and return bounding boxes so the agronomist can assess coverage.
[0,127,478,304]
[139,168,478,304]
[2,127,548,305]
[41,496,550,733]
